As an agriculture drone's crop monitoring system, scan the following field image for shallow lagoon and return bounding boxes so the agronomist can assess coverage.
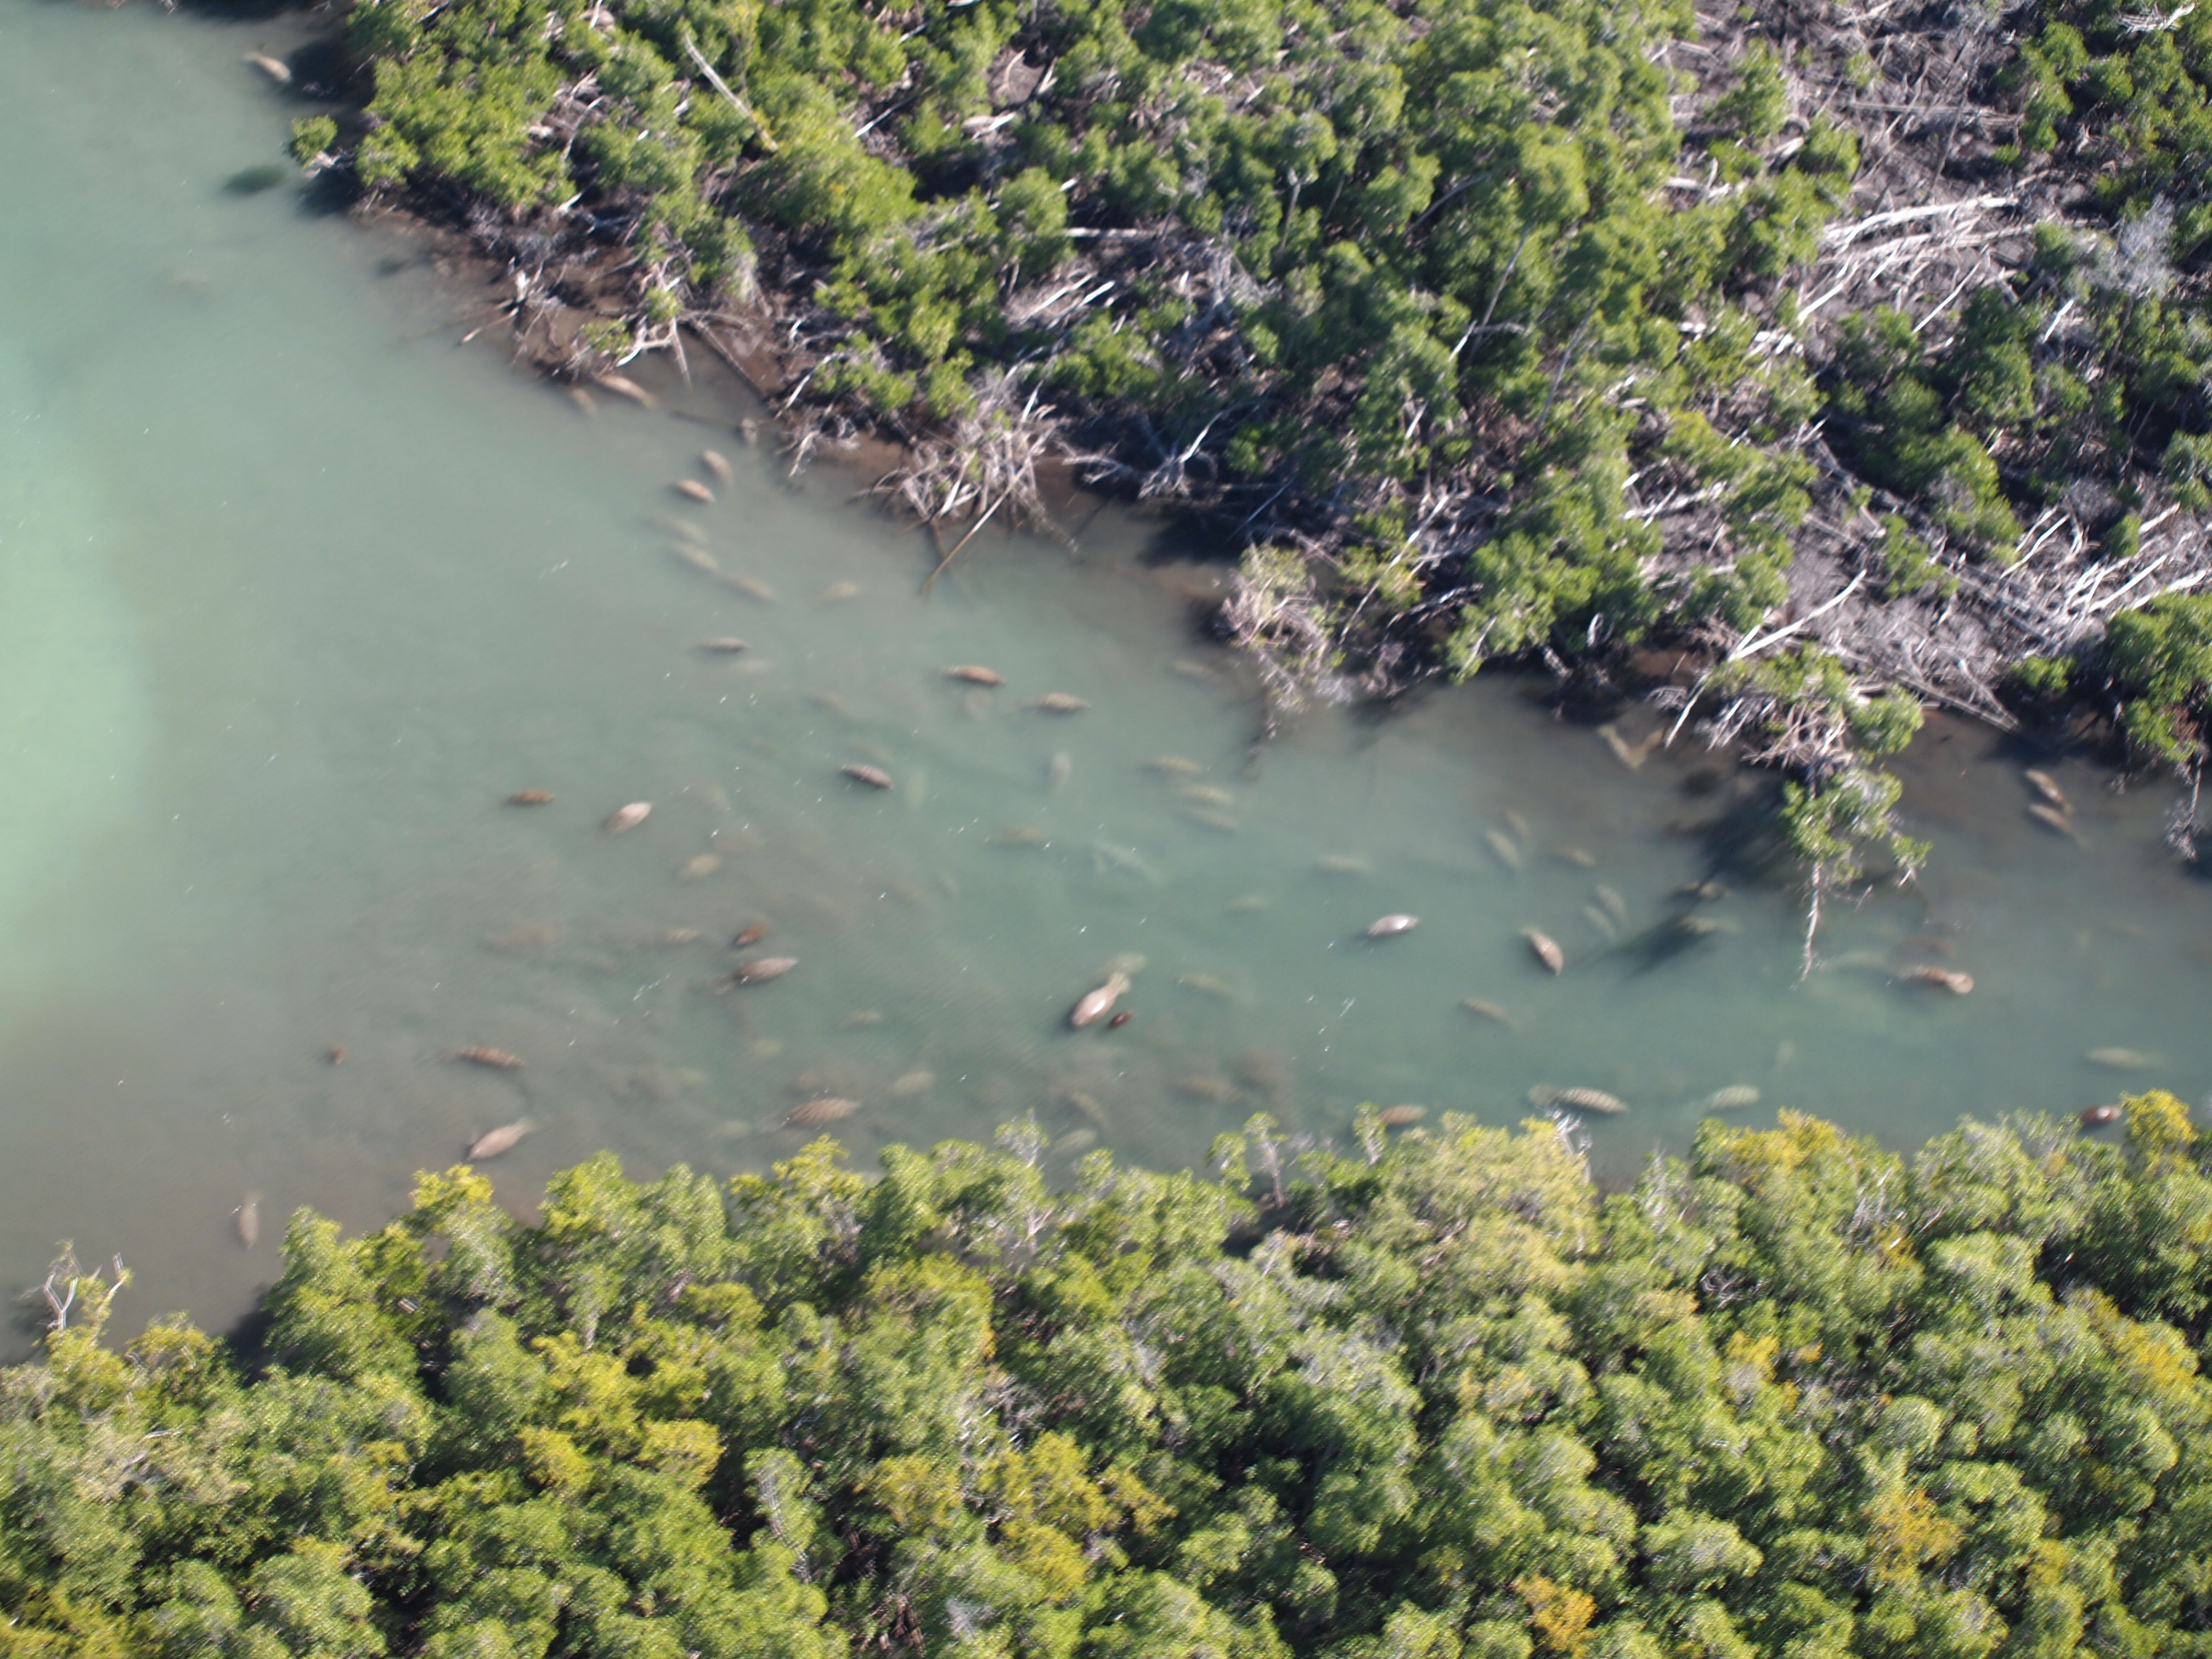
[0,0,2205,1338]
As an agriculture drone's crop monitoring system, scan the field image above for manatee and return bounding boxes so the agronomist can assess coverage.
[1522,928,1565,973]
[1069,972,1131,1029]
[721,956,798,986]
[1900,966,1974,995]
[1528,1086,1627,1116]
[467,1119,534,1160]
[1460,998,1521,1030]
[784,1098,860,1127]
[2087,1047,2159,1069]
[2028,803,2080,842]
[452,1046,524,1069]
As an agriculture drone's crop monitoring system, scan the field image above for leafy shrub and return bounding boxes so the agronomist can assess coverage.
[2106,590,2212,766]
[13,1104,2212,1656]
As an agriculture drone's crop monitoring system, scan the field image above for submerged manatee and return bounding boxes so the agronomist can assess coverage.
[1529,1086,1627,1116]
[467,1119,534,1160]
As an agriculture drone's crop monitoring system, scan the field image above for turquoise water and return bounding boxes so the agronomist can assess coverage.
[0,0,2206,1339]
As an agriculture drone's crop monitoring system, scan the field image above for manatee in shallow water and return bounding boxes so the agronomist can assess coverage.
[467,1119,534,1160]
[2028,803,2080,842]
[1529,1086,1627,1116]
[1460,998,1521,1030]
[2087,1047,2159,1069]
[784,1098,860,1127]
[507,789,555,805]
[946,664,1004,685]
[1029,692,1090,714]
[453,1046,525,1070]
[1701,1086,1762,1111]
[721,956,798,985]
[701,449,732,481]
[1365,913,1419,937]
[1175,1074,1238,1103]
[2080,1103,2124,1128]
[235,1192,261,1248]
[674,478,715,504]
[840,763,894,790]
[1378,1105,1425,1128]
[2025,768,2069,811]
[1069,972,1131,1029]
[1522,928,1565,973]
[1179,973,1245,1003]
[605,802,652,833]
[1900,966,1974,995]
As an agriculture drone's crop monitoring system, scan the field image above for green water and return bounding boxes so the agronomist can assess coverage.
[1,0,2206,1336]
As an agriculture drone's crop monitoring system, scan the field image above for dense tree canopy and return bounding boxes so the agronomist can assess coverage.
[283,0,2212,879]
[9,1098,2212,1656]
[320,0,1850,664]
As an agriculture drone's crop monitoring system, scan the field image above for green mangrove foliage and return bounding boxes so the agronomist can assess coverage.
[328,0,1855,667]
[2105,590,2212,770]
[1810,0,2212,712]
[1703,643,1929,887]
[10,1102,2212,1656]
